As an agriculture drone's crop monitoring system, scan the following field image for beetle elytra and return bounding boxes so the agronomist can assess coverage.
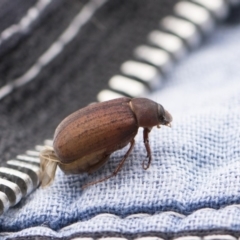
[40,97,172,188]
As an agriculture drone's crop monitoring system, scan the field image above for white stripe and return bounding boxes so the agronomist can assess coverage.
[0,0,107,99]
[0,0,52,45]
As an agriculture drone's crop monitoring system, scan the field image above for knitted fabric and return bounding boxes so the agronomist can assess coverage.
[1,16,240,239]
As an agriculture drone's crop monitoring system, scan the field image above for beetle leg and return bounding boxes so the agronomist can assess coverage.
[82,139,135,189]
[142,127,152,170]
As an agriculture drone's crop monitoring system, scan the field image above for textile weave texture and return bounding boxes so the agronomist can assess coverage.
[1,11,240,240]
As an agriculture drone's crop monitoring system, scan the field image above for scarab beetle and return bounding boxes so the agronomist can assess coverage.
[40,97,172,188]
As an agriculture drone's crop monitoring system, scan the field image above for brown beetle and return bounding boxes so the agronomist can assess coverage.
[40,97,172,188]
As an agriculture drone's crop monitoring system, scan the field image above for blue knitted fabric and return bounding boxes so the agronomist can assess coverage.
[1,23,240,239]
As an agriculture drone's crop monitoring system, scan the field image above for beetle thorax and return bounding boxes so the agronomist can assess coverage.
[129,98,161,128]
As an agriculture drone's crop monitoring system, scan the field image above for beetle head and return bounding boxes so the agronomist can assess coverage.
[157,104,172,127]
